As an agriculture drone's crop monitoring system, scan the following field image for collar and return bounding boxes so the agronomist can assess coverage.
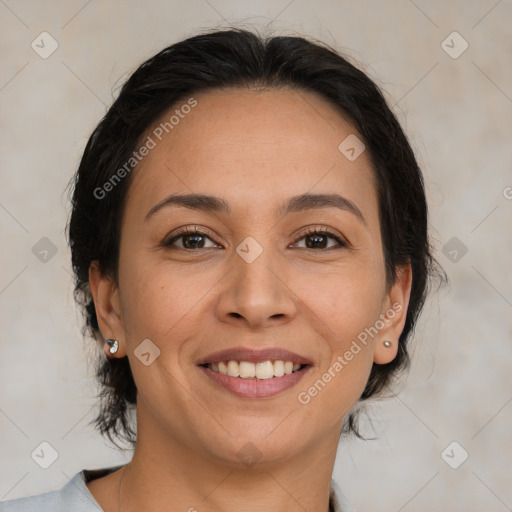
[61,466,354,512]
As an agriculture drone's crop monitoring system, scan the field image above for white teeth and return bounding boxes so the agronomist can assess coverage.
[227,360,239,377]
[273,360,285,377]
[239,361,255,378]
[205,359,304,379]
[255,361,274,380]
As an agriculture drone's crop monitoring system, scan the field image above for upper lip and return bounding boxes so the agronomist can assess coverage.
[196,347,313,366]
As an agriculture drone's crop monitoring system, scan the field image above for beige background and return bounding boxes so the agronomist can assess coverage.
[1,1,511,510]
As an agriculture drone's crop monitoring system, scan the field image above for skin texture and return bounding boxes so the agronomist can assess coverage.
[87,87,412,512]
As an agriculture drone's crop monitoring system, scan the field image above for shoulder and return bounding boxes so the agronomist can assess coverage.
[0,466,123,512]
[0,488,61,511]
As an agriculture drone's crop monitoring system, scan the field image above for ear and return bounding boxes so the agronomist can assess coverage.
[373,263,413,364]
[89,261,126,358]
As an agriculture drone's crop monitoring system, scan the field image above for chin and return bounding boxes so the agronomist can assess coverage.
[201,421,309,469]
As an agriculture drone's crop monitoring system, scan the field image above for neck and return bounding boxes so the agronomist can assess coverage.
[117,404,341,512]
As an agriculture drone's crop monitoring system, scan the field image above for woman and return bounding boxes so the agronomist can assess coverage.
[0,27,442,511]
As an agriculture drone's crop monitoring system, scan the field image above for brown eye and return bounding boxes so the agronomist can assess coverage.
[293,228,347,250]
[163,228,220,250]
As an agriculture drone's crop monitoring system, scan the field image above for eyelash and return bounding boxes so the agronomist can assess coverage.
[162,225,348,251]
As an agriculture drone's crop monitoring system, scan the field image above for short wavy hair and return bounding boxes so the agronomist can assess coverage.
[67,27,445,448]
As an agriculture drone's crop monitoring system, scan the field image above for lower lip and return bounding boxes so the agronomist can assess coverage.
[198,365,311,398]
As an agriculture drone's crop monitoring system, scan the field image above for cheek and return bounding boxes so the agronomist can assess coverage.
[324,284,380,384]
[333,281,383,340]
[296,276,379,424]
[294,257,385,338]
[116,256,204,400]
[117,246,222,357]
[293,259,384,396]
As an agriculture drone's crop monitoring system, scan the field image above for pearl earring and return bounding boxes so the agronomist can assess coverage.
[383,340,392,348]
[106,339,119,354]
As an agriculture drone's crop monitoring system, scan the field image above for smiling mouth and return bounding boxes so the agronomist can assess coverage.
[199,360,308,379]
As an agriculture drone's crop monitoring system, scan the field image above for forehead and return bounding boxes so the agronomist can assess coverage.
[126,87,378,220]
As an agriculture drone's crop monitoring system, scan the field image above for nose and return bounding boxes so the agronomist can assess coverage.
[214,242,298,330]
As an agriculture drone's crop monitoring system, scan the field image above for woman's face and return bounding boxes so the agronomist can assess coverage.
[91,87,411,466]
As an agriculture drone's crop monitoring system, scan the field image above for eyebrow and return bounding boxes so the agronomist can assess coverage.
[145,192,366,225]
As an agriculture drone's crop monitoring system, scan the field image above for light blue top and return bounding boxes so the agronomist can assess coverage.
[0,466,355,511]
